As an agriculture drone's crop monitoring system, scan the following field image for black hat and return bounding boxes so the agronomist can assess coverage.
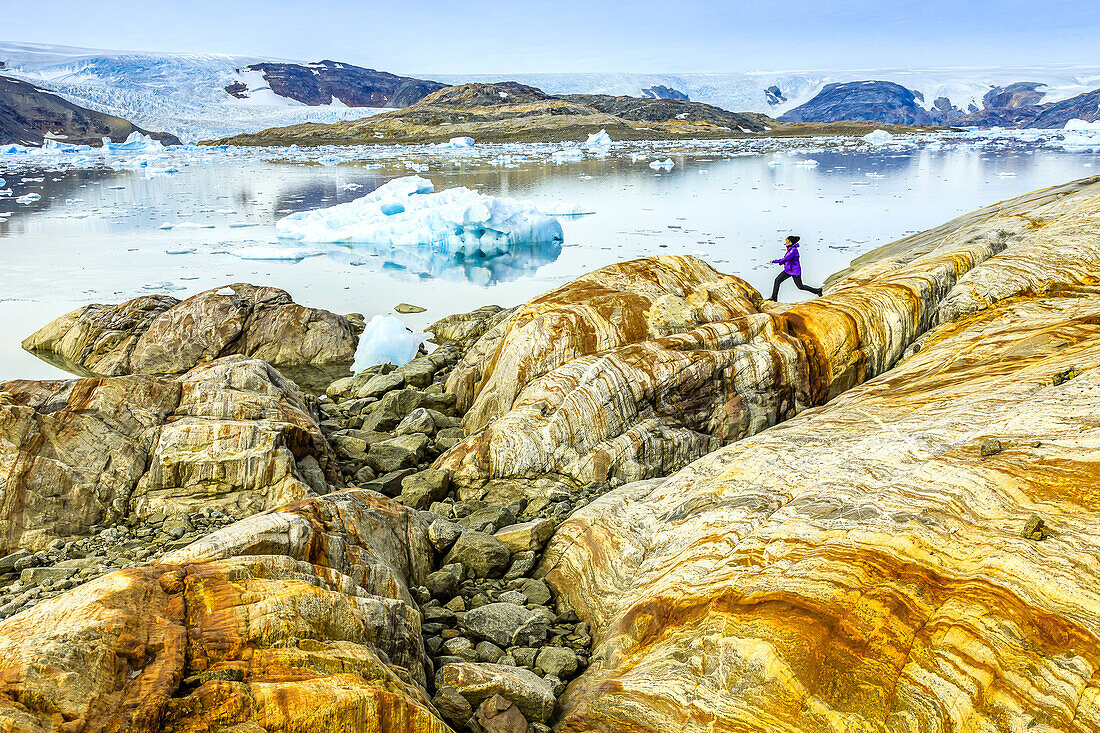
[787,235,800,244]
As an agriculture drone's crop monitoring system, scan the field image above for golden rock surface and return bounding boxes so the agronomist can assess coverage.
[438,176,1100,494]
[0,490,450,733]
[538,177,1100,731]
[0,356,339,552]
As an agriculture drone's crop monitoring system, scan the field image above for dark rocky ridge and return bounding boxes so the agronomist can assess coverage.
[783,78,1100,128]
[781,80,935,125]
[237,59,445,108]
[0,74,180,146]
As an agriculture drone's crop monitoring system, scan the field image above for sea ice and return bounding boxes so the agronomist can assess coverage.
[1065,119,1100,131]
[358,314,426,367]
[649,159,675,170]
[274,175,564,258]
[16,193,41,204]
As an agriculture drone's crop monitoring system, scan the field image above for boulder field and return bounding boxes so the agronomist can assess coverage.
[0,175,1098,732]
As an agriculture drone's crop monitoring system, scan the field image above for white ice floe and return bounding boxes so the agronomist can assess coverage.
[274,175,564,258]
[440,136,475,149]
[1065,119,1100,131]
[551,148,584,163]
[792,159,820,167]
[649,158,675,170]
[16,193,41,204]
[862,129,895,145]
[585,129,613,150]
[159,221,214,229]
[358,314,426,367]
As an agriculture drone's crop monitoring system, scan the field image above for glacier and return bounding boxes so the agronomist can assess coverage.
[273,175,564,257]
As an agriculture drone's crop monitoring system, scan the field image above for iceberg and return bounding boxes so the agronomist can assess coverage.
[102,131,166,154]
[440,136,475,148]
[274,175,564,258]
[585,129,613,150]
[1065,119,1100,131]
[862,129,895,145]
[649,158,675,170]
[358,315,426,367]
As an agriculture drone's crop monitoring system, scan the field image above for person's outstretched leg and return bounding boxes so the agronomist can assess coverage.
[792,275,823,297]
[770,273,789,300]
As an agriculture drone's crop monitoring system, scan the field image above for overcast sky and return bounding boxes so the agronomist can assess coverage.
[6,0,1098,74]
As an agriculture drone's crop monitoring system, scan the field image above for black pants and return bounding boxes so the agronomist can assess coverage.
[770,272,822,300]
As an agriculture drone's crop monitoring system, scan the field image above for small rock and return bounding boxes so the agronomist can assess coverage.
[366,434,429,473]
[362,468,417,497]
[1023,513,1051,541]
[515,578,552,606]
[356,371,405,399]
[536,646,578,678]
[442,636,479,662]
[503,551,537,580]
[472,694,528,733]
[432,685,473,727]
[498,590,528,605]
[980,438,1003,457]
[426,563,465,598]
[493,518,554,554]
[399,468,452,510]
[462,603,549,648]
[427,517,464,553]
[0,550,31,574]
[476,640,506,663]
[395,407,436,436]
[444,532,511,578]
[437,662,555,723]
[460,506,516,534]
[395,303,426,314]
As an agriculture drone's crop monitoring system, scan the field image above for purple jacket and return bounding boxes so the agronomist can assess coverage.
[773,243,801,276]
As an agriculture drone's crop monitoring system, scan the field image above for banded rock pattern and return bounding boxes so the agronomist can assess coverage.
[22,283,363,387]
[541,288,1100,731]
[438,176,1100,493]
[0,490,447,733]
[0,356,340,552]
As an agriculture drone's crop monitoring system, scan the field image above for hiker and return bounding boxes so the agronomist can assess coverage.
[769,235,822,300]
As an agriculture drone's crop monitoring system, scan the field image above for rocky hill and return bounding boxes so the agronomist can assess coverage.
[0,74,179,146]
[2,176,1099,731]
[239,60,445,107]
[207,82,943,146]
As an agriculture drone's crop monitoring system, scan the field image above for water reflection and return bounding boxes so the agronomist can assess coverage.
[327,239,563,285]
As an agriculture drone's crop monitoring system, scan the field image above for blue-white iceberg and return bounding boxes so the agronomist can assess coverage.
[274,175,564,258]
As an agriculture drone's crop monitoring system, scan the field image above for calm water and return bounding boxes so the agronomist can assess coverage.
[1,133,1097,380]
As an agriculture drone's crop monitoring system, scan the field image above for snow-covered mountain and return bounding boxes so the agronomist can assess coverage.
[0,41,393,141]
[4,40,1100,140]
[433,67,1100,124]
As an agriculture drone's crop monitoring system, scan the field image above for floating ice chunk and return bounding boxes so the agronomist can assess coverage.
[358,315,426,367]
[630,153,648,163]
[341,183,363,191]
[275,175,563,258]
[997,171,1018,177]
[792,159,819,167]
[229,245,325,261]
[166,247,197,255]
[862,129,895,145]
[102,132,165,154]
[1065,119,1100,131]
[441,136,475,148]
[16,193,41,204]
[159,222,214,229]
[551,148,584,163]
[0,178,5,188]
[585,130,612,150]
[649,159,675,171]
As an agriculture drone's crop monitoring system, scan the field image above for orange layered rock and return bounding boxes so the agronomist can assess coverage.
[437,176,1100,493]
[0,490,451,733]
[0,356,340,553]
[541,290,1100,732]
